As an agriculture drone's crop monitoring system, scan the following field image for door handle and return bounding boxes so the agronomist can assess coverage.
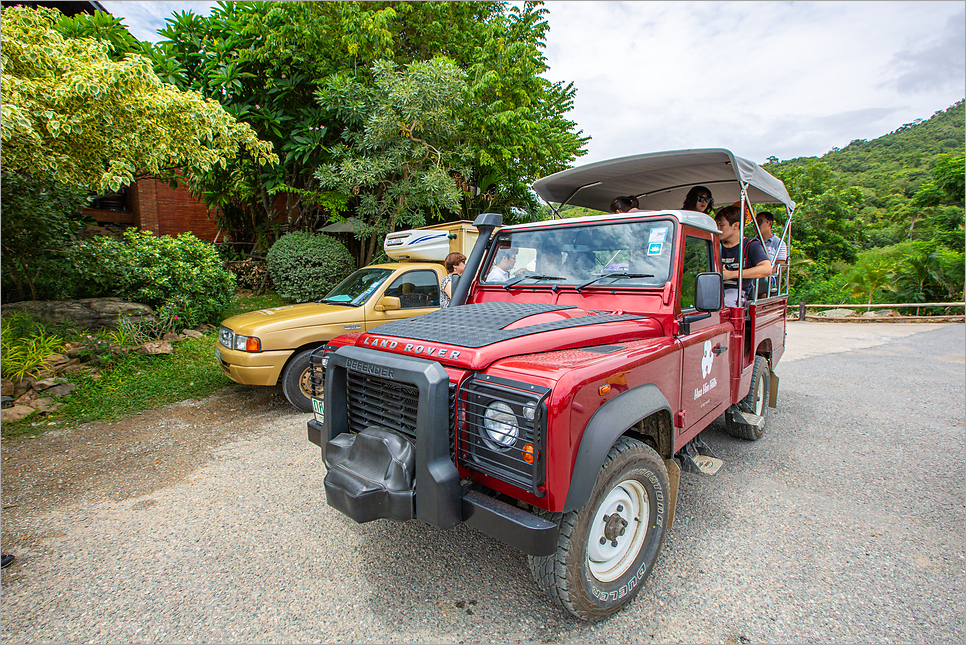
[713,344,728,355]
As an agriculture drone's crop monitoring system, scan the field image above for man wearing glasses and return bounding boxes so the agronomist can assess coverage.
[486,247,518,282]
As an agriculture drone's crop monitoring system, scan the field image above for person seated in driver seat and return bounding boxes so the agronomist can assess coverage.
[486,246,518,282]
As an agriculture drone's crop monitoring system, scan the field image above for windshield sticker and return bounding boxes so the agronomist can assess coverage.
[648,228,668,243]
[647,242,663,256]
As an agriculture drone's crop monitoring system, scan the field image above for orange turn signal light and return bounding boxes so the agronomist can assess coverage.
[523,443,539,464]
[599,384,612,396]
[246,337,262,352]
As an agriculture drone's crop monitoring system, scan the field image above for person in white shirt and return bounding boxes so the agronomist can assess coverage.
[486,247,518,282]
[756,211,787,292]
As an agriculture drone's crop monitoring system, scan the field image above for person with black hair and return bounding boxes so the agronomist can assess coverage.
[682,186,714,213]
[715,205,771,306]
[609,195,640,214]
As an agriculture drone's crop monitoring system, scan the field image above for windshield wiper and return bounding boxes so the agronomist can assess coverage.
[319,298,360,307]
[575,272,654,292]
[503,274,567,290]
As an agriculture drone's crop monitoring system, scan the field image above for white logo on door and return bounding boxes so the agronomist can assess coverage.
[701,340,714,378]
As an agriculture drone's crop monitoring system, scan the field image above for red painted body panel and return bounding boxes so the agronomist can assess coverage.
[323,212,787,513]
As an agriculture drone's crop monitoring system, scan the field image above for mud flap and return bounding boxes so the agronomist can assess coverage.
[664,457,680,529]
[769,370,779,408]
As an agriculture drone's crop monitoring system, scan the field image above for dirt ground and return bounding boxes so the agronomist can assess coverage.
[0,383,298,557]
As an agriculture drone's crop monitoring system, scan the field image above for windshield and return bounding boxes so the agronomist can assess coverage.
[320,268,394,307]
[480,220,675,288]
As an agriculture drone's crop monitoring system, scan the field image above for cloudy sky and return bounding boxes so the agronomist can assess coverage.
[99,1,965,166]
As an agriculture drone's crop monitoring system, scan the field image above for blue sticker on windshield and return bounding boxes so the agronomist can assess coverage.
[648,242,663,255]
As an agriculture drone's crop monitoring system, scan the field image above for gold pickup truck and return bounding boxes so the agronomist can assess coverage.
[216,221,479,411]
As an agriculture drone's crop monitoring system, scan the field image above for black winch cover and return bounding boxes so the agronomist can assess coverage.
[370,302,643,348]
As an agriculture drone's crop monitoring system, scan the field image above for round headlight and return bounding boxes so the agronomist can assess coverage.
[483,401,519,450]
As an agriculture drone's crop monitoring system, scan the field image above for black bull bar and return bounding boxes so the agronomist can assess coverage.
[306,345,558,556]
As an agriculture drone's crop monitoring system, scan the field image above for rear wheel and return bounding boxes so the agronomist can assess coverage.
[528,437,669,622]
[725,355,770,440]
[280,348,317,412]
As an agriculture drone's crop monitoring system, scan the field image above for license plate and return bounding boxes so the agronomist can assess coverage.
[215,348,222,364]
[312,398,324,424]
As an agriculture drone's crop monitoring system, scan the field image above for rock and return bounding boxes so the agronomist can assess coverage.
[138,340,173,355]
[15,391,38,405]
[30,397,59,413]
[32,378,60,391]
[862,309,900,317]
[44,354,69,369]
[54,358,82,373]
[1,378,13,397]
[162,332,181,342]
[1,405,35,423]
[62,364,92,376]
[65,343,85,359]
[1,298,154,331]
[13,377,34,398]
[46,383,76,398]
[183,329,204,340]
[820,308,856,318]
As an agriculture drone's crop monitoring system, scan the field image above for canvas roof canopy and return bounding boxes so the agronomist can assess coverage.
[532,148,795,214]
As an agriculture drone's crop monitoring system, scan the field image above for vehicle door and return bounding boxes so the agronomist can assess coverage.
[677,233,732,438]
[365,269,441,330]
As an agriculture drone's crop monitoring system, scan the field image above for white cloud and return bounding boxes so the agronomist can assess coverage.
[541,1,966,165]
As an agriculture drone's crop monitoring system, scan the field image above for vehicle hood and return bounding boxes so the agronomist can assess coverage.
[348,301,663,370]
[221,302,365,336]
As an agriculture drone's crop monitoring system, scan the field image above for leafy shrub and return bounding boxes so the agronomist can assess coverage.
[1,311,68,380]
[266,232,355,302]
[72,229,236,327]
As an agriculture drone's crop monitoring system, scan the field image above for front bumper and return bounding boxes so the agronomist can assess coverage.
[216,347,292,386]
[307,345,558,556]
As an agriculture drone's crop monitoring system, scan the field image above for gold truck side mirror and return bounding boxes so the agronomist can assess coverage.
[374,296,401,312]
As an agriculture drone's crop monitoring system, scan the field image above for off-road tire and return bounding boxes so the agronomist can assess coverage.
[725,355,770,441]
[280,348,317,412]
[527,437,669,622]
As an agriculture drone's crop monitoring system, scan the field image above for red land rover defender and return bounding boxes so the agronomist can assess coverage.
[306,149,794,621]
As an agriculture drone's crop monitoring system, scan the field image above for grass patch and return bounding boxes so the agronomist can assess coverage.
[1,334,232,440]
[1,289,294,442]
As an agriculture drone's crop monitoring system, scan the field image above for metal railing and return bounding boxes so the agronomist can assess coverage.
[791,302,966,321]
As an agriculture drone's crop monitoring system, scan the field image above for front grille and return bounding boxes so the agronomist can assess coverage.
[346,372,419,439]
[458,374,549,495]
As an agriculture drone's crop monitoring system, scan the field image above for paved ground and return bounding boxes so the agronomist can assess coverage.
[1,322,963,643]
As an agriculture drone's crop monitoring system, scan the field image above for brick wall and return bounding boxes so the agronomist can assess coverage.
[130,177,220,242]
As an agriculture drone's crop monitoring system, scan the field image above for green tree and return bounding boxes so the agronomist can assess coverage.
[0,171,90,302]
[145,1,586,247]
[0,5,277,194]
[315,59,469,264]
[846,257,896,312]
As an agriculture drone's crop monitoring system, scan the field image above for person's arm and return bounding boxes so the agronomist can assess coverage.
[444,278,453,298]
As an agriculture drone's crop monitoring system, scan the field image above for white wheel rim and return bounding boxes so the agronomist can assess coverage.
[752,372,765,415]
[587,479,650,582]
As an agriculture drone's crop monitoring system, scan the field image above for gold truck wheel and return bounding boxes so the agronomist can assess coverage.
[281,348,316,412]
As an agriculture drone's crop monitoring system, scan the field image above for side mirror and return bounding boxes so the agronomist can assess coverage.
[374,296,401,312]
[693,272,723,312]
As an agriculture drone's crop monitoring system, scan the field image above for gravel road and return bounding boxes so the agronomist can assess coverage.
[2,322,963,644]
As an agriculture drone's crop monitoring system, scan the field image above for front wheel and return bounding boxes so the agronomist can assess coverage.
[280,348,318,412]
[528,437,669,622]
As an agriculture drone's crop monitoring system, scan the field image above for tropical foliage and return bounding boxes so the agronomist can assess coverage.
[0,5,276,193]
[130,1,588,262]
